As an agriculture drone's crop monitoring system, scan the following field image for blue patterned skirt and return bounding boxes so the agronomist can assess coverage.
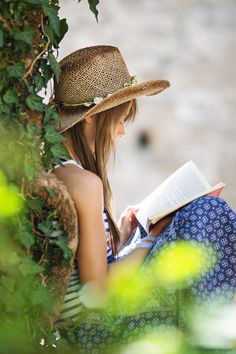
[59,196,236,353]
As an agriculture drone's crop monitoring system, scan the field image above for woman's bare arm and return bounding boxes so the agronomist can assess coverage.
[109,213,173,275]
[54,165,172,286]
[54,165,107,285]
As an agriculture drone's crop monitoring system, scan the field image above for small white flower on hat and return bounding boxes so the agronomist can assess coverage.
[83,93,113,107]
[93,96,104,104]
[123,75,138,88]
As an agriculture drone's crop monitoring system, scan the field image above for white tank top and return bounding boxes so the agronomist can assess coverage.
[54,159,84,170]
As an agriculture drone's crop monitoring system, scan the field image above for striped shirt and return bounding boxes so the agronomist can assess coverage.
[57,209,114,324]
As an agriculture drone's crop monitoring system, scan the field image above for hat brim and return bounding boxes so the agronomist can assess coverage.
[56,79,170,133]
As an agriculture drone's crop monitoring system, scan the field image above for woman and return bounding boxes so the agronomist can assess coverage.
[52,45,236,351]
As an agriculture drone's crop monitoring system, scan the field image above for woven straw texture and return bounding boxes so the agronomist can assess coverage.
[55,45,131,105]
[53,45,170,133]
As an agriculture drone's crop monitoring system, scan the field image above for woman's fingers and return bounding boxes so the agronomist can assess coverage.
[126,205,139,218]
[118,205,139,243]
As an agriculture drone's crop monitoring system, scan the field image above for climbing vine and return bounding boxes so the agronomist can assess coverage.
[0,1,99,352]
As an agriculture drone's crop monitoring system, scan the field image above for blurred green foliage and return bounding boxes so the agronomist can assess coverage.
[0,170,53,353]
[0,170,22,217]
[152,241,215,286]
[0,0,99,352]
[104,241,215,316]
[53,240,236,354]
[0,0,235,354]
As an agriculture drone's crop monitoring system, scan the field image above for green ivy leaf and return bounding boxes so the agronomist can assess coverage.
[3,89,18,104]
[44,107,60,124]
[83,0,100,22]
[26,123,38,135]
[33,73,45,92]
[26,198,43,214]
[44,124,64,144]
[26,94,45,112]
[0,30,3,47]
[40,59,53,83]
[27,84,35,95]
[48,52,61,83]
[31,288,52,312]
[50,143,68,159]
[14,26,35,45]
[42,5,60,36]
[7,63,25,79]
[20,231,34,249]
[43,24,54,44]
[55,237,73,261]
[24,161,37,181]
[38,222,52,237]
[19,258,42,276]
[44,18,68,48]
[0,103,11,113]
[58,18,68,44]
[46,187,57,198]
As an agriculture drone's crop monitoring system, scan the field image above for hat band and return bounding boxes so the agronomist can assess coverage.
[61,93,112,108]
[60,75,138,108]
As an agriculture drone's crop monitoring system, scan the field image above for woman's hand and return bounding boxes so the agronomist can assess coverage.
[117,205,139,248]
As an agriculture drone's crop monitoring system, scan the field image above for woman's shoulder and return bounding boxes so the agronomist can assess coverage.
[53,162,103,201]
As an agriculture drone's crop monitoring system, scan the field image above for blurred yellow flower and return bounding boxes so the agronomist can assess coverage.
[152,240,215,286]
[105,261,157,315]
[104,241,215,315]
[0,170,23,217]
[122,328,183,354]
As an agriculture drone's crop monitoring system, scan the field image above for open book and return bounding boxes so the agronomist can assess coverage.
[135,161,225,233]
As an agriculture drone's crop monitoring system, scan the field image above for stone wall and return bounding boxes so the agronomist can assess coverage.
[59,0,236,216]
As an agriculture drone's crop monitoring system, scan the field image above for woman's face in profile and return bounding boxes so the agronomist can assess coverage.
[113,101,133,140]
[82,101,133,153]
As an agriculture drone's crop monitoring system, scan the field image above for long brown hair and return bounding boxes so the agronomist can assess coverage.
[63,99,137,254]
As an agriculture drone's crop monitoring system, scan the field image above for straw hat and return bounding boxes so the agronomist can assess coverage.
[53,45,170,133]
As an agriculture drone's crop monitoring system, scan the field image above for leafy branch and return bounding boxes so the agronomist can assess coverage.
[23,14,51,82]
[0,0,100,351]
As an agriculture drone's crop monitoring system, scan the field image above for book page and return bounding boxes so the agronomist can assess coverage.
[135,161,211,231]
[149,182,225,226]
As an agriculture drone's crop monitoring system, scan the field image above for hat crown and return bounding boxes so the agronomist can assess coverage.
[55,45,131,105]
